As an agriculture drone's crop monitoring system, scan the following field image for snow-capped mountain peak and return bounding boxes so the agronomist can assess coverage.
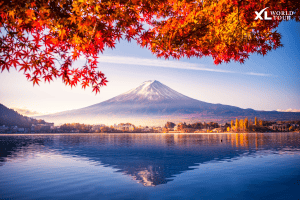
[111,80,189,102]
[35,80,300,126]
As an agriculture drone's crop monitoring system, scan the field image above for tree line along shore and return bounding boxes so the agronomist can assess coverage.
[1,117,300,134]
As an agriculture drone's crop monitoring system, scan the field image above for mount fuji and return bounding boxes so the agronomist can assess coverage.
[37,80,300,125]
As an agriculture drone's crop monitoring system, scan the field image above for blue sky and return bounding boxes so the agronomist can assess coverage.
[0,20,299,116]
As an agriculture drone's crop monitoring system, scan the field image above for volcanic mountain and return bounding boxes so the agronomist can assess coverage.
[37,80,300,125]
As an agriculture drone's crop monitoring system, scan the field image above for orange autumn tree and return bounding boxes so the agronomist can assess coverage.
[1,0,299,93]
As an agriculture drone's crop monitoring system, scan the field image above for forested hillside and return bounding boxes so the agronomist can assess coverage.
[0,104,46,127]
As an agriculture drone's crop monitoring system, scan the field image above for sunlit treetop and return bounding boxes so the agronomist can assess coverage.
[0,0,299,93]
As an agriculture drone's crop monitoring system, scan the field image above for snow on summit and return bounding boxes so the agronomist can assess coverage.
[35,80,300,125]
[117,80,189,101]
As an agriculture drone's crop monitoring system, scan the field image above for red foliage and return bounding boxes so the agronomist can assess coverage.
[0,0,299,93]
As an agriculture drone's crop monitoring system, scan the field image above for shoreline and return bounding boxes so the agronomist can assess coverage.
[1,131,299,136]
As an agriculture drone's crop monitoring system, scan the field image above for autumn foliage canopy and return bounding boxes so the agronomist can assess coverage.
[0,0,299,93]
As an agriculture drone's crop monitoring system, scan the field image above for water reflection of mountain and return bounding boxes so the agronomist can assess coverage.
[1,133,300,186]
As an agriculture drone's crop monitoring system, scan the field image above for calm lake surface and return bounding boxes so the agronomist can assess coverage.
[0,133,300,200]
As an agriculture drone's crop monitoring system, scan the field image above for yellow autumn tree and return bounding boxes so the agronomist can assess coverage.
[254,117,258,126]
[244,118,249,131]
[235,118,239,132]
[239,119,244,131]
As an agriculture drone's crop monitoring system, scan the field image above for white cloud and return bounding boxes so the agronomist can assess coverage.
[276,108,300,112]
[12,108,40,116]
[12,108,58,116]
[95,55,273,77]
[243,72,273,77]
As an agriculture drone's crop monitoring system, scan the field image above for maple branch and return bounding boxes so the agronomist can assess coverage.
[84,21,98,67]
[227,0,249,43]
[175,22,212,42]
[1,0,298,90]
[2,23,74,81]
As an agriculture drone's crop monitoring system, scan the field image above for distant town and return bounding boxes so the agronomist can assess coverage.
[1,117,299,134]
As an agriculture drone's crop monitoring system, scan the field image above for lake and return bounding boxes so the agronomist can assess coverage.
[0,133,299,200]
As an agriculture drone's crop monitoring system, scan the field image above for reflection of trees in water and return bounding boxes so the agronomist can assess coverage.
[0,135,48,165]
[0,133,299,186]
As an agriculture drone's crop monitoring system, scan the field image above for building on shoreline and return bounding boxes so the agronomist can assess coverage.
[1,118,299,134]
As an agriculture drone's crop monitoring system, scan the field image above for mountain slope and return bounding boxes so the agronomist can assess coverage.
[0,104,46,127]
[79,80,243,114]
[108,80,191,102]
[36,80,300,125]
